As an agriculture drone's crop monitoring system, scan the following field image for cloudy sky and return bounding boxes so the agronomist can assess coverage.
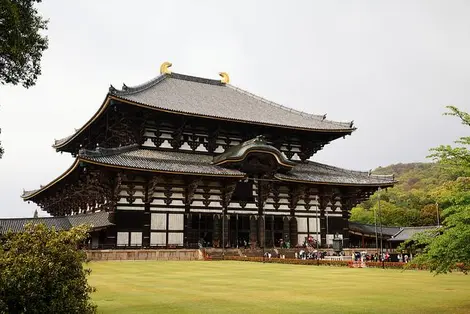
[1,0,469,217]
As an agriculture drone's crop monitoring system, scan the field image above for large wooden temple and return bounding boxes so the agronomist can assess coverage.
[22,62,395,249]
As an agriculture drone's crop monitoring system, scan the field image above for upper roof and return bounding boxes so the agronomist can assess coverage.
[110,72,354,131]
[54,69,355,149]
[0,211,113,235]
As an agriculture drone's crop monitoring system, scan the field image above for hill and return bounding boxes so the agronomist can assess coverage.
[350,162,459,227]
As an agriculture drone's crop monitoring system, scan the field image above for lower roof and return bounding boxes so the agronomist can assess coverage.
[80,145,244,177]
[388,226,438,242]
[349,221,439,241]
[0,211,113,235]
[276,162,394,186]
[22,145,395,201]
[349,221,401,237]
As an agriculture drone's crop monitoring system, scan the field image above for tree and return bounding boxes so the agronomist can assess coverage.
[0,224,97,313]
[0,0,48,158]
[411,106,470,274]
[0,0,48,88]
[428,106,470,174]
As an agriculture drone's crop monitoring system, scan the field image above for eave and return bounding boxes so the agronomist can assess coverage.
[22,157,246,201]
[53,95,355,152]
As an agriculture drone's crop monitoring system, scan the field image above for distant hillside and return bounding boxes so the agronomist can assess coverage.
[350,162,459,227]
[373,162,455,192]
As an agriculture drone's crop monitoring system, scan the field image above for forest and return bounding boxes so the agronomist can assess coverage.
[350,162,469,227]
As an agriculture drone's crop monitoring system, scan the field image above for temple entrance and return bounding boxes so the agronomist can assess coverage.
[190,214,215,247]
[230,215,250,248]
[266,216,284,247]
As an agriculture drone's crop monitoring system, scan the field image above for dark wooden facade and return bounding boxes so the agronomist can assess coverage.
[22,64,395,249]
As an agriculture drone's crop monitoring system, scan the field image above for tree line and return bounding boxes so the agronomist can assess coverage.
[350,162,465,227]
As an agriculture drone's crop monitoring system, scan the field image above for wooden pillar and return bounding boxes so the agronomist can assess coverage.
[289,217,298,247]
[341,194,355,249]
[258,216,265,248]
[361,233,365,248]
[185,214,192,248]
[249,216,258,248]
[235,214,239,248]
[319,191,332,248]
[222,214,229,248]
[271,216,275,248]
[320,210,326,247]
[282,217,290,245]
[198,213,201,241]
[342,209,351,248]
[142,213,151,248]
[213,215,220,248]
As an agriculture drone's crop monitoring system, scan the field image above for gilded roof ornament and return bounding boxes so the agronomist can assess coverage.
[219,72,229,84]
[160,61,172,75]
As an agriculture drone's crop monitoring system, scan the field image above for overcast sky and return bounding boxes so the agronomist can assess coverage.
[1,0,469,218]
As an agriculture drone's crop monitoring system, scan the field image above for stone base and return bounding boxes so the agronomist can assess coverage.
[86,249,202,261]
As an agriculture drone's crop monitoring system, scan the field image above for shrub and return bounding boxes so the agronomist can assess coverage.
[365,262,407,269]
[0,224,96,313]
[222,256,351,267]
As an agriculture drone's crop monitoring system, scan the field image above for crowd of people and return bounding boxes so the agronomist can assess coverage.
[356,252,411,263]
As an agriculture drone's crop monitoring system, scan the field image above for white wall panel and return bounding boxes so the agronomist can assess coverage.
[151,213,167,230]
[297,217,308,233]
[150,232,167,246]
[117,232,129,246]
[168,214,184,230]
[168,232,183,245]
[309,218,320,233]
[130,232,142,246]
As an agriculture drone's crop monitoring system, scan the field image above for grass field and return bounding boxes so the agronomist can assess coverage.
[89,261,470,314]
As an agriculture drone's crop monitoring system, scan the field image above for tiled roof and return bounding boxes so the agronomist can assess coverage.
[109,73,355,132]
[24,144,396,201]
[0,211,113,235]
[349,221,401,237]
[389,226,438,242]
[275,162,396,186]
[67,211,114,229]
[79,146,245,177]
[53,72,355,150]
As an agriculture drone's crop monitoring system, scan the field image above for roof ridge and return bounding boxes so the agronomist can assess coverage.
[170,72,224,85]
[226,84,354,128]
[108,72,224,97]
[109,74,168,96]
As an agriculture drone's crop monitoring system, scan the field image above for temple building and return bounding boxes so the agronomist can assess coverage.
[20,62,395,249]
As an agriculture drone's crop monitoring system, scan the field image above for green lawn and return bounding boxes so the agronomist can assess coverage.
[89,261,470,314]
